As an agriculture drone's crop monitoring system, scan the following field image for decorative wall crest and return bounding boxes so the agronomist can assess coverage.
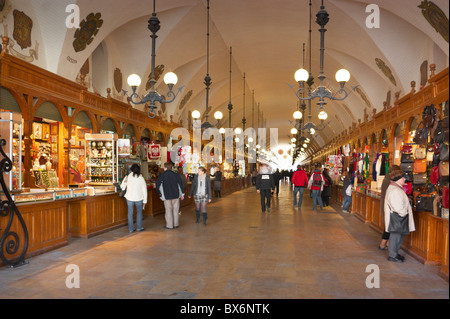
[73,12,103,52]
[114,68,123,93]
[355,87,372,109]
[420,60,428,88]
[13,10,32,49]
[418,0,449,43]
[179,90,193,110]
[375,58,397,86]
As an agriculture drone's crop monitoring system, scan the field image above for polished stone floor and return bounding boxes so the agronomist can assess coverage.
[0,181,448,299]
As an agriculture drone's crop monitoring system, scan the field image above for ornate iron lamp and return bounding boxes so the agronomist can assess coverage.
[125,0,179,118]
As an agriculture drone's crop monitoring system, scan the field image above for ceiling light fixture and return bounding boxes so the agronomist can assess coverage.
[126,0,180,118]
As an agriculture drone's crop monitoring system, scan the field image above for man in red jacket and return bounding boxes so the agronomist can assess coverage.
[291,165,309,208]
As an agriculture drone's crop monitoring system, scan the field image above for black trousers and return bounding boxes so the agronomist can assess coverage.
[274,182,280,195]
[260,189,271,211]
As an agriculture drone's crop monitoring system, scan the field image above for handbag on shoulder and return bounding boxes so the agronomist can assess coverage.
[388,211,410,234]
[119,176,128,197]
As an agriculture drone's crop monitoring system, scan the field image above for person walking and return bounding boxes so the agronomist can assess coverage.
[177,165,188,215]
[384,166,415,262]
[120,164,147,233]
[256,164,275,213]
[211,166,223,198]
[273,169,282,196]
[189,167,212,225]
[321,168,333,207]
[341,171,352,213]
[308,164,325,211]
[291,165,309,208]
[251,169,258,186]
[156,162,185,229]
[378,167,394,250]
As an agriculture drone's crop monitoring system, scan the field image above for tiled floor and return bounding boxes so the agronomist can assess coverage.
[0,182,448,299]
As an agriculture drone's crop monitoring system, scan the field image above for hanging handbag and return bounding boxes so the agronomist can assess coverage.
[401,162,413,172]
[440,143,449,161]
[413,159,427,173]
[401,145,413,153]
[440,161,449,177]
[434,121,445,144]
[401,153,414,163]
[430,166,440,185]
[403,182,412,195]
[413,173,428,185]
[414,147,427,160]
[415,194,435,212]
[413,122,429,145]
[442,186,449,209]
[422,104,437,128]
[404,172,413,182]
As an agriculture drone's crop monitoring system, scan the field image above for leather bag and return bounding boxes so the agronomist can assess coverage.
[443,186,449,209]
[401,145,413,153]
[415,147,427,160]
[404,172,413,183]
[413,173,427,185]
[430,165,440,185]
[403,182,412,195]
[440,143,449,162]
[413,122,429,145]
[415,195,435,212]
[422,104,437,128]
[401,162,413,172]
[413,159,427,173]
[434,121,445,144]
[401,153,414,163]
[119,176,128,197]
[388,212,410,234]
[440,161,449,177]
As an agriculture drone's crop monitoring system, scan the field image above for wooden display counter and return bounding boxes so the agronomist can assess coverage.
[349,189,449,280]
[1,200,69,265]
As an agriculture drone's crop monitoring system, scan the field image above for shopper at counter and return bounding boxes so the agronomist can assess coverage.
[121,164,147,233]
[378,167,394,251]
[156,162,185,229]
[341,171,352,213]
[384,167,416,263]
[189,167,212,226]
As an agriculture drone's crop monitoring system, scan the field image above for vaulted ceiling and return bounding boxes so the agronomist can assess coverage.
[2,0,449,154]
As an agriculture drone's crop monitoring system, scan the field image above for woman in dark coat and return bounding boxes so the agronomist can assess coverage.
[321,168,333,207]
[211,166,223,198]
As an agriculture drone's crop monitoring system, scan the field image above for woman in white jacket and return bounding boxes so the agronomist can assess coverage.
[384,166,415,263]
[121,164,148,233]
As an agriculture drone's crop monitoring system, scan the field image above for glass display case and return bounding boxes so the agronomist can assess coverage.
[6,189,55,203]
[0,111,23,191]
[85,133,118,185]
[53,188,72,200]
[86,185,117,196]
[71,188,87,198]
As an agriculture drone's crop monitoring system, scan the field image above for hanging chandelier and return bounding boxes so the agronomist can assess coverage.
[293,0,358,133]
[125,0,180,118]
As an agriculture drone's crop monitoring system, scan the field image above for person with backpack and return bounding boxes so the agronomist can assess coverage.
[321,168,333,207]
[291,165,309,208]
[308,164,325,211]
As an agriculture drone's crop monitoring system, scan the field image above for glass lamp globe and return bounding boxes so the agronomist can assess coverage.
[293,111,303,120]
[310,128,316,135]
[192,110,201,119]
[234,127,242,135]
[291,128,298,135]
[318,110,328,120]
[219,127,226,134]
[163,72,178,85]
[303,144,307,148]
[235,137,240,143]
[214,111,223,120]
[301,148,304,151]
[248,137,254,143]
[256,144,261,149]
[127,74,142,87]
[291,138,296,142]
[335,69,350,83]
[294,68,309,82]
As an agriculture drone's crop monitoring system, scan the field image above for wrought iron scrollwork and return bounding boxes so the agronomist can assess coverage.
[0,139,28,268]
